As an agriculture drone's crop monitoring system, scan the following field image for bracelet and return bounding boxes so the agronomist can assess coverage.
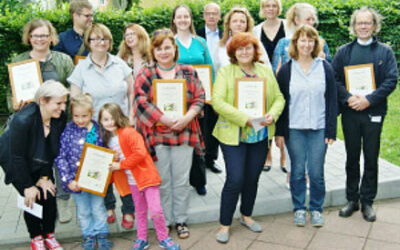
[40,176,49,181]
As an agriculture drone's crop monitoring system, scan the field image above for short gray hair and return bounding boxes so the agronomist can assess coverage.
[203,2,220,12]
[350,7,382,36]
[34,80,69,104]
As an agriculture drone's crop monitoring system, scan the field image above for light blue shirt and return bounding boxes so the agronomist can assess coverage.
[289,58,326,130]
[205,26,220,59]
[67,53,132,120]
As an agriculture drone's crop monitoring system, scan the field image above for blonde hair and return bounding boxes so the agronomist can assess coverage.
[84,23,113,52]
[171,4,196,35]
[70,93,94,114]
[34,80,69,104]
[98,103,130,145]
[285,2,318,30]
[220,6,255,46]
[118,23,152,66]
[22,19,59,46]
[259,0,282,18]
[288,25,321,60]
[350,7,382,36]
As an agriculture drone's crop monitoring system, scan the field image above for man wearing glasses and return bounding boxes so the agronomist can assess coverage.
[332,7,398,222]
[196,2,223,174]
[54,0,93,59]
[196,2,222,62]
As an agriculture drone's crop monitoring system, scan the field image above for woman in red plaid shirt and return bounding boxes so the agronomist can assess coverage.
[134,28,205,239]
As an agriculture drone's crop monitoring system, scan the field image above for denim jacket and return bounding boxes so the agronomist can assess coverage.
[55,120,103,193]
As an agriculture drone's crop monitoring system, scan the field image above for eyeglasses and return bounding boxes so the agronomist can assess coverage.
[204,12,219,17]
[30,34,50,40]
[356,21,373,27]
[79,13,94,19]
[124,32,135,38]
[89,37,111,44]
[152,29,173,38]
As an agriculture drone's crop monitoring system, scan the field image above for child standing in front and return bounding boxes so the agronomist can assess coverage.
[98,103,180,250]
[55,94,113,250]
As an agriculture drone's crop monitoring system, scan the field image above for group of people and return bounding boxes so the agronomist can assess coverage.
[0,0,398,249]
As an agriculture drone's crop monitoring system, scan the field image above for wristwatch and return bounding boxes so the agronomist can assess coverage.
[40,176,49,181]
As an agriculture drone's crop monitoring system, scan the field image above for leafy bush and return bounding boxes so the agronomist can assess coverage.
[0,0,399,115]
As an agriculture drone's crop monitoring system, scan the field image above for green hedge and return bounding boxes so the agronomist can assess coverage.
[0,0,399,115]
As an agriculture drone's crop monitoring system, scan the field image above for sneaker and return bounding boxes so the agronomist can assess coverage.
[132,239,149,250]
[294,210,306,227]
[107,210,116,224]
[81,236,96,250]
[97,234,114,250]
[159,237,180,250]
[122,213,135,229]
[44,233,63,250]
[31,235,46,250]
[310,211,324,227]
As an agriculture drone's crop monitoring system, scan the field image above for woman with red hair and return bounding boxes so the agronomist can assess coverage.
[212,32,284,243]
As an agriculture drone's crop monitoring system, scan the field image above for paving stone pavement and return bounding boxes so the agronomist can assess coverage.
[1,140,400,249]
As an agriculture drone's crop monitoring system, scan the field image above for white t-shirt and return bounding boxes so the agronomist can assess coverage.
[109,136,136,185]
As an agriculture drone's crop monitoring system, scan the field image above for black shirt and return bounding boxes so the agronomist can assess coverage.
[261,21,286,61]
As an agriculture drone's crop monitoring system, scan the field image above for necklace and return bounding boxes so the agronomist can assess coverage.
[91,54,108,68]
[157,63,176,71]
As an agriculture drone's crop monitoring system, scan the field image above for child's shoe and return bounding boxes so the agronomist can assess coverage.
[159,237,180,250]
[132,239,149,250]
[81,236,96,250]
[44,233,63,250]
[97,234,113,250]
[31,235,46,250]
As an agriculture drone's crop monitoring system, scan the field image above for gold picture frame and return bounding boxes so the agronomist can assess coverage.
[8,59,43,107]
[75,143,115,197]
[235,77,266,118]
[193,64,213,104]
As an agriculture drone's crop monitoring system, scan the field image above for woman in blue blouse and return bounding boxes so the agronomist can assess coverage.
[171,4,216,196]
[275,25,337,227]
[272,2,332,73]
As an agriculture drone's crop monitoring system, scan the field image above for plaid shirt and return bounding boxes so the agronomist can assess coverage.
[134,64,205,161]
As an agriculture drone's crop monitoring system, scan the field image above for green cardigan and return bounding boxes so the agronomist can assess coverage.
[212,63,285,145]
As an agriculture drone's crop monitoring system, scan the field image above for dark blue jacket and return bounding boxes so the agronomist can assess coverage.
[275,59,337,140]
[332,37,398,116]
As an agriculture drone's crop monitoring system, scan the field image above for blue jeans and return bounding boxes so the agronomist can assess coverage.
[286,129,327,212]
[219,139,269,226]
[72,191,109,238]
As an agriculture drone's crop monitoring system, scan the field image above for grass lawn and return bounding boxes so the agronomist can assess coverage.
[337,87,400,166]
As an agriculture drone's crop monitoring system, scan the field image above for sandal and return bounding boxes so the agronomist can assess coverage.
[175,223,190,239]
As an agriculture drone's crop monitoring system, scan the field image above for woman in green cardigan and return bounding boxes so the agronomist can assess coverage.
[212,32,285,243]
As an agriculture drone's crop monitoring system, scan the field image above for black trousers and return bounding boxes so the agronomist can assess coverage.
[190,104,220,188]
[24,188,57,238]
[341,110,383,205]
[104,183,135,214]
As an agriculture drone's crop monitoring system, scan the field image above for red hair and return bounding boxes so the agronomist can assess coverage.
[227,32,262,64]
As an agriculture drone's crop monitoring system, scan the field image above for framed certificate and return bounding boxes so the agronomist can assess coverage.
[344,63,376,95]
[75,143,115,197]
[74,56,86,65]
[153,79,187,120]
[235,78,266,118]
[8,59,43,107]
[193,65,212,103]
